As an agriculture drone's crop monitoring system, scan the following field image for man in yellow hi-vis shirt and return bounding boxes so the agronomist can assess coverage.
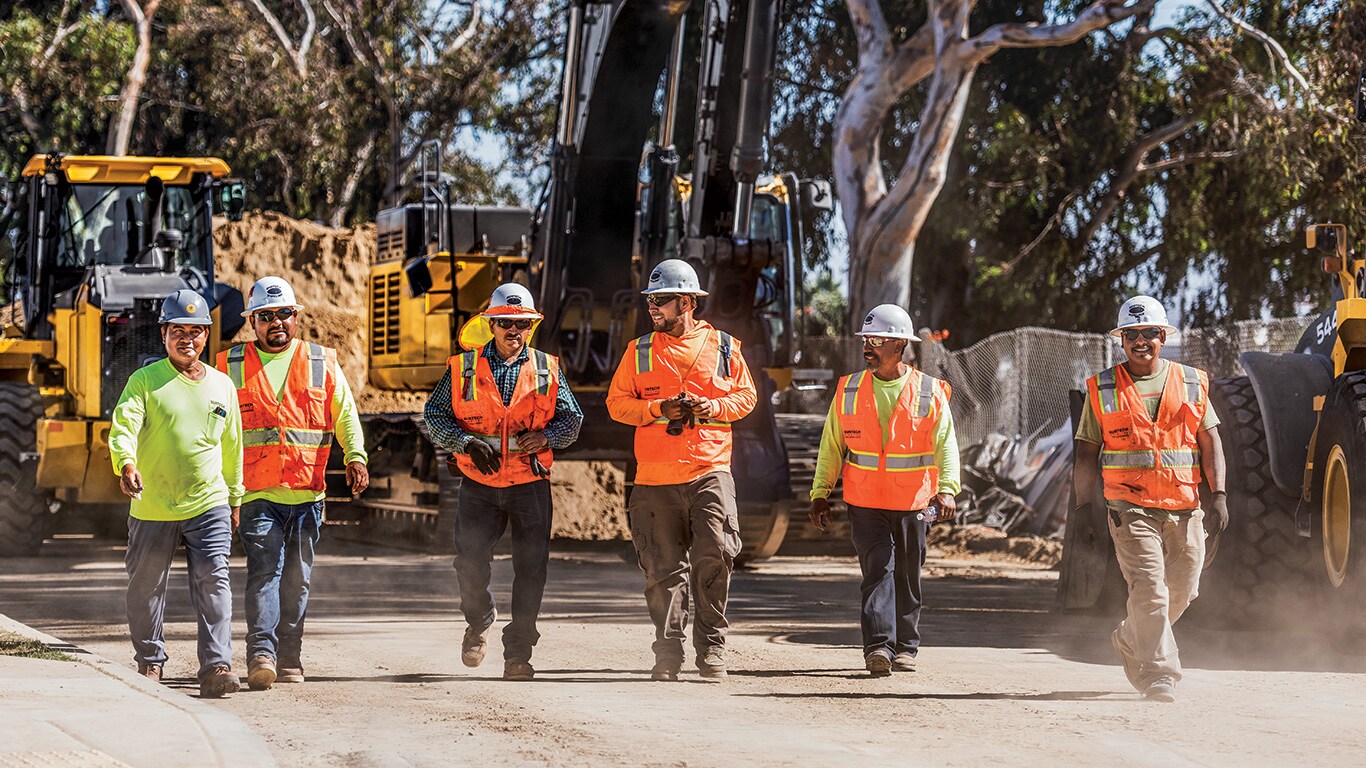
[217,276,368,691]
[809,304,960,678]
[110,290,244,698]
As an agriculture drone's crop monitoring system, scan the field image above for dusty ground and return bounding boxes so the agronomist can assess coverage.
[2,536,1363,766]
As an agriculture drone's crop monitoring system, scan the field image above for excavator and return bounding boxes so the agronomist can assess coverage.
[0,154,247,555]
[354,0,832,560]
[1059,67,1366,632]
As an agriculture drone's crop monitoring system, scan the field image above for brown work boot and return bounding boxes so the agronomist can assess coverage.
[865,650,893,678]
[138,663,162,683]
[276,660,305,683]
[503,659,535,681]
[892,652,917,672]
[462,622,494,668]
[650,660,681,682]
[199,664,240,698]
[247,655,277,691]
[697,647,727,680]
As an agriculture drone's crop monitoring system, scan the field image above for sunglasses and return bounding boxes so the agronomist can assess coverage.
[253,308,297,323]
[646,294,685,307]
[862,336,895,348]
[493,318,533,331]
[1121,327,1164,342]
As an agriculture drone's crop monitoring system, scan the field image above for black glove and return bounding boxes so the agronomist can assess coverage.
[666,399,696,436]
[1108,506,1121,528]
[465,439,501,475]
[1205,491,1229,536]
[528,454,551,479]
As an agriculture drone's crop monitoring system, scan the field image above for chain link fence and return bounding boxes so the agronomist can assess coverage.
[788,317,1311,447]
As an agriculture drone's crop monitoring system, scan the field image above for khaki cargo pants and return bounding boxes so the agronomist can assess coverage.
[1110,506,1205,690]
[628,472,742,665]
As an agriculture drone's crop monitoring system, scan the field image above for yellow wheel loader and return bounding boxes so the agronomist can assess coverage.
[0,153,246,554]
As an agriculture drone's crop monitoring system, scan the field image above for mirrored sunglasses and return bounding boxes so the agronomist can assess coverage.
[646,294,684,307]
[862,336,895,348]
[1121,327,1163,342]
[253,308,297,323]
[493,318,533,331]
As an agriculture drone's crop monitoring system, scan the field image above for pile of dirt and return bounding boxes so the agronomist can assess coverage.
[928,524,1063,567]
[213,211,424,413]
[214,212,629,540]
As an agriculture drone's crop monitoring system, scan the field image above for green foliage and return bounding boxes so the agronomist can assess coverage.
[803,269,848,336]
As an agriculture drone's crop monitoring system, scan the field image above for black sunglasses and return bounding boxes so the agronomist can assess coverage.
[493,318,533,331]
[253,308,297,323]
[646,294,685,307]
[1121,327,1164,342]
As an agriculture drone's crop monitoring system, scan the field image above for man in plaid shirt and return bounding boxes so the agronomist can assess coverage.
[424,283,582,681]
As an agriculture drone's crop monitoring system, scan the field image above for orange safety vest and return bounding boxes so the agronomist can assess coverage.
[1086,362,1208,511]
[449,347,560,487]
[834,368,949,512]
[624,328,739,484]
[217,341,337,492]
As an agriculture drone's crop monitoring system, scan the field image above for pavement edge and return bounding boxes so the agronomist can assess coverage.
[0,611,277,767]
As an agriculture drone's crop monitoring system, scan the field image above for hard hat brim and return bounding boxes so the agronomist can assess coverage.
[1109,323,1177,337]
[241,302,305,317]
[855,330,919,341]
[640,287,709,296]
[160,316,214,326]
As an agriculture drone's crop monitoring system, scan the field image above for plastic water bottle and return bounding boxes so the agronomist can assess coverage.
[917,502,940,523]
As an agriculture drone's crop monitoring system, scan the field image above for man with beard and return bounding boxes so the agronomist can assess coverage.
[607,259,757,682]
[110,289,243,697]
[1073,295,1227,703]
[216,276,369,690]
[425,283,582,681]
[808,304,960,677]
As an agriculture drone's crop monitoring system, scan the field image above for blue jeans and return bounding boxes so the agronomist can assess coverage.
[453,477,552,662]
[240,499,323,664]
[125,506,234,678]
[848,504,928,658]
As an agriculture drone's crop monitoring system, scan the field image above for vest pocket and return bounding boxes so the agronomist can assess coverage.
[1177,401,1202,442]
[304,387,329,428]
[1099,409,1137,444]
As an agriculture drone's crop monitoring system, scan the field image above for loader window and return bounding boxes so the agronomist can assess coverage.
[55,184,210,271]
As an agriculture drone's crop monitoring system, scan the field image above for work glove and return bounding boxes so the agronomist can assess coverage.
[528,454,551,479]
[465,439,501,475]
[1205,491,1229,537]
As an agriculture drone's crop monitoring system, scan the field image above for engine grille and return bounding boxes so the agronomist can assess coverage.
[102,303,167,418]
[371,272,402,356]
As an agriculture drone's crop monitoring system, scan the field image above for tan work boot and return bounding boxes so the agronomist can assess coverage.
[865,650,893,678]
[276,660,305,683]
[138,663,162,683]
[503,659,535,681]
[892,652,917,672]
[462,622,494,668]
[1144,675,1177,702]
[697,647,727,680]
[199,664,240,698]
[247,655,278,691]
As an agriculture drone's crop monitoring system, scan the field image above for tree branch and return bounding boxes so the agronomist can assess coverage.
[244,0,317,78]
[967,0,1159,65]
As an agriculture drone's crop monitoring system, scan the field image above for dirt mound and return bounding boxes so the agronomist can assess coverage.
[929,524,1062,567]
[214,212,628,540]
[213,211,423,413]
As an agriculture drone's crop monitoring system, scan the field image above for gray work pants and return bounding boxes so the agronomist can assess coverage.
[628,472,741,664]
[125,506,235,678]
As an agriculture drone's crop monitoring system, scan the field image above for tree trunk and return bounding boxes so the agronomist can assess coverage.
[106,0,161,156]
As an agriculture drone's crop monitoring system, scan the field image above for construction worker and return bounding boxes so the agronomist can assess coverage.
[607,258,757,682]
[424,283,583,681]
[808,304,960,677]
[216,276,369,691]
[109,289,243,698]
[1073,295,1228,703]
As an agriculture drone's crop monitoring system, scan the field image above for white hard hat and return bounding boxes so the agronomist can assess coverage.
[242,276,303,317]
[855,304,918,341]
[642,258,709,295]
[1111,295,1176,336]
[485,283,541,320]
[159,289,213,326]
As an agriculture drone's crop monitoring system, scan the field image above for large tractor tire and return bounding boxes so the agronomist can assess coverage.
[0,383,49,556]
[1187,376,1314,627]
[1310,371,1366,633]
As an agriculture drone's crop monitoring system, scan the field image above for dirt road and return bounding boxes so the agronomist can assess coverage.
[2,537,1363,766]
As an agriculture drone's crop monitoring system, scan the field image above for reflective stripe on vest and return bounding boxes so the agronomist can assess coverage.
[885,452,935,472]
[636,333,655,374]
[226,345,246,388]
[242,427,332,449]
[913,369,935,418]
[1095,367,1120,414]
[846,448,879,470]
[840,371,866,416]
[716,331,732,378]
[461,350,479,402]
[307,342,326,387]
[1180,364,1202,405]
[533,349,552,396]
